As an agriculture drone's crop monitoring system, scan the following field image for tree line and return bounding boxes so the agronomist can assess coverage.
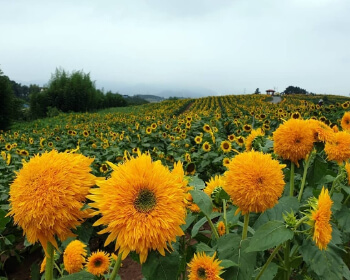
[0,67,149,130]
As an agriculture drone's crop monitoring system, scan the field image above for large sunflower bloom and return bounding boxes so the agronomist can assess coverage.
[309,187,333,250]
[341,111,350,131]
[224,151,285,214]
[88,153,186,264]
[188,252,224,280]
[63,240,87,274]
[86,250,111,276]
[307,119,333,142]
[7,150,95,252]
[324,131,350,163]
[273,119,314,166]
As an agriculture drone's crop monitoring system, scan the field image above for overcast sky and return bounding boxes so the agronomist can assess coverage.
[1,0,349,97]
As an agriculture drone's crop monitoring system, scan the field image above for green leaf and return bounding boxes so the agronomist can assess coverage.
[253,262,278,280]
[189,176,205,190]
[59,271,95,280]
[181,213,197,232]
[220,259,239,269]
[217,234,256,280]
[253,197,299,229]
[334,205,350,233]
[0,209,10,231]
[142,250,180,280]
[246,221,294,252]
[300,239,347,279]
[196,243,216,255]
[331,192,343,212]
[191,213,221,238]
[189,189,213,216]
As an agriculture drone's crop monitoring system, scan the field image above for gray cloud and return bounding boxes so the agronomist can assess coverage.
[0,0,349,97]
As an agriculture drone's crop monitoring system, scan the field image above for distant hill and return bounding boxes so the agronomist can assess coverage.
[134,94,164,103]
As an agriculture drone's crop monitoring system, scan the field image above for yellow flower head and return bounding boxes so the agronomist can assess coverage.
[307,119,333,142]
[273,119,314,166]
[86,250,111,276]
[309,187,333,250]
[204,175,226,197]
[224,151,285,214]
[188,252,224,280]
[341,111,350,131]
[324,131,350,163]
[88,153,186,264]
[220,141,231,153]
[217,221,226,236]
[195,135,203,144]
[7,150,95,253]
[63,240,87,274]
[245,128,265,151]
[203,124,212,133]
[202,141,211,152]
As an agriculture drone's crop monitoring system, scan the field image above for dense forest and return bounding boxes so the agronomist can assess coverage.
[0,68,149,130]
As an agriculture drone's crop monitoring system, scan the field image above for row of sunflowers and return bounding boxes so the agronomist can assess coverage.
[1,93,350,279]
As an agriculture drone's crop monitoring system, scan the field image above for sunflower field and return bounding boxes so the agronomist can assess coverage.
[1,94,350,280]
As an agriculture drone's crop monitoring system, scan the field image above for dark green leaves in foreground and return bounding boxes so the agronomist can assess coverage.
[246,221,294,252]
[59,271,95,280]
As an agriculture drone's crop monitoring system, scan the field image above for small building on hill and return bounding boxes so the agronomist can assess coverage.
[266,89,275,96]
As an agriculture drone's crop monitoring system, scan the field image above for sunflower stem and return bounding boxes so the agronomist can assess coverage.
[289,162,295,197]
[255,244,283,280]
[298,154,313,202]
[242,213,250,240]
[330,164,343,196]
[45,242,54,280]
[205,214,220,240]
[110,252,123,280]
[294,215,309,229]
[284,240,291,280]
[223,199,229,234]
[344,194,350,205]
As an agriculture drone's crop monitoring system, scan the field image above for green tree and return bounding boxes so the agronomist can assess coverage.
[254,88,260,94]
[283,86,308,95]
[0,68,15,130]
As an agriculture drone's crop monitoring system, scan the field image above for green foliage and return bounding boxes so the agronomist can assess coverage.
[0,69,15,130]
[283,85,308,95]
[246,221,294,252]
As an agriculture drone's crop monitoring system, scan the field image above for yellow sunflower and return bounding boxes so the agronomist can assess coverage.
[224,151,285,214]
[203,124,212,133]
[345,162,350,185]
[100,163,108,173]
[202,141,211,152]
[88,153,186,264]
[188,252,224,280]
[217,221,226,236]
[273,119,314,166]
[324,131,350,163]
[243,124,252,133]
[7,150,95,253]
[227,134,235,142]
[307,119,333,142]
[341,111,350,131]
[86,250,111,276]
[309,187,333,250]
[195,135,203,144]
[220,141,231,153]
[63,240,87,274]
[235,136,245,146]
[204,175,226,197]
[222,157,230,167]
[245,128,264,151]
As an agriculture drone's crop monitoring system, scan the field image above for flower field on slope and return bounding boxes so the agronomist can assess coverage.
[1,94,350,279]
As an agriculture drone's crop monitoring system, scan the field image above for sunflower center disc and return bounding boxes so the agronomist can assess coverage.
[197,267,207,278]
[134,189,157,213]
